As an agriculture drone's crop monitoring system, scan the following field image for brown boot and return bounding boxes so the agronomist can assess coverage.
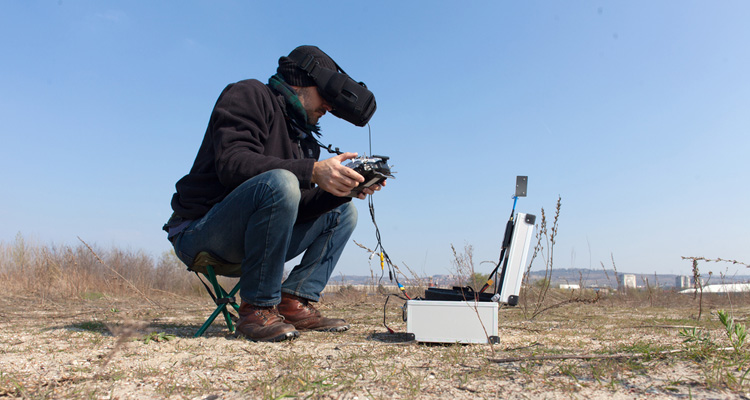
[236,302,299,342]
[278,293,350,332]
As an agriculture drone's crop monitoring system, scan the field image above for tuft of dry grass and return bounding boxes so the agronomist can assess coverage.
[0,233,201,301]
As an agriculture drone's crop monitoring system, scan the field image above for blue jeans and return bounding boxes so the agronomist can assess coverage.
[172,169,357,307]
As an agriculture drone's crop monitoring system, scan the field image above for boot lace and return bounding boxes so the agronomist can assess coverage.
[254,307,285,323]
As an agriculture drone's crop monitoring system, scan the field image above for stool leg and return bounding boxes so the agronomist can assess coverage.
[195,266,235,337]
[215,282,236,333]
[193,266,242,337]
[195,302,226,337]
[228,283,241,313]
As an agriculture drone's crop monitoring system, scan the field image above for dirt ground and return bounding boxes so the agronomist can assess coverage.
[1,292,749,399]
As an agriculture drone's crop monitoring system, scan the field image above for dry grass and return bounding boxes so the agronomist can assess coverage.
[0,234,201,301]
[1,289,749,399]
[2,235,750,399]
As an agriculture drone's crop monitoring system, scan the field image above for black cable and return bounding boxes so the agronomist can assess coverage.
[309,123,399,290]
[315,122,372,156]
[356,123,412,333]
[369,195,410,299]
[317,139,342,155]
[370,195,387,285]
[383,293,407,333]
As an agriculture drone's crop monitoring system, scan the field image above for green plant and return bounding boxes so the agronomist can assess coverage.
[142,332,176,344]
[471,272,490,290]
[678,310,750,391]
[82,291,105,300]
[73,320,107,333]
[679,326,716,359]
[717,309,747,354]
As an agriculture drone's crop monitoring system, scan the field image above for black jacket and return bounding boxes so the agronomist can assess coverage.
[169,79,349,222]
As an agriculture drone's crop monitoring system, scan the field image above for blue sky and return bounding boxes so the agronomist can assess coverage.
[1,1,748,280]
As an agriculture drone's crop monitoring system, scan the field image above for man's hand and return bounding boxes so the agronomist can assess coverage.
[312,152,365,197]
[355,180,386,200]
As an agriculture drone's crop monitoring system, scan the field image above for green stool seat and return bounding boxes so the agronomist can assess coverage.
[189,252,242,337]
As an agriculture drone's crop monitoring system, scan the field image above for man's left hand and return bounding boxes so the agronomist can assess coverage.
[356,180,386,200]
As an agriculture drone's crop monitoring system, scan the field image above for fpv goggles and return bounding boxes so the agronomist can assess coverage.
[287,50,376,127]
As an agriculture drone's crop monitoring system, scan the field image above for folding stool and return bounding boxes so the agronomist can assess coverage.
[188,252,242,337]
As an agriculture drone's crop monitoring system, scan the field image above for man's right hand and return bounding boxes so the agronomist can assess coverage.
[311,152,365,197]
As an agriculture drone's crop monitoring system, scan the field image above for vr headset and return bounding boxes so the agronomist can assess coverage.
[287,50,376,127]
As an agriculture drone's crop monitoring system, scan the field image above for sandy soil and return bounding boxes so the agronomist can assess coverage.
[1,293,748,399]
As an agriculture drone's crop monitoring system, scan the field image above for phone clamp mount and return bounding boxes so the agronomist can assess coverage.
[344,155,395,197]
